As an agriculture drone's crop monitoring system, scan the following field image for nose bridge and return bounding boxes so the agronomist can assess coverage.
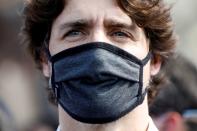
[90,19,109,43]
[91,28,107,42]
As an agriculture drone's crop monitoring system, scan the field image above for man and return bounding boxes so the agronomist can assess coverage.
[150,55,197,131]
[22,0,176,131]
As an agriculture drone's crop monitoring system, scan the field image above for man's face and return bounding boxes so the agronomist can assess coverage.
[44,0,160,95]
[41,0,162,126]
[49,0,149,58]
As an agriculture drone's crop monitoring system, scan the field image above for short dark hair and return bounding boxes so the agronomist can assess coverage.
[22,0,177,104]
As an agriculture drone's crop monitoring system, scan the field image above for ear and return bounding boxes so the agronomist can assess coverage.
[161,112,184,131]
[42,61,50,77]
[150,55,162,76]
[40,51,51,78]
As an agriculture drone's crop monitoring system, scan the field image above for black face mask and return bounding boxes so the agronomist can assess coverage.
[48,42,151,124]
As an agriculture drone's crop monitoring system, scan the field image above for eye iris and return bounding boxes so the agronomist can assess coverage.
[114,32,126,37]
[70,31,81,36]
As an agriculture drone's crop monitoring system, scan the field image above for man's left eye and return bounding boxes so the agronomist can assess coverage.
[112,31,128,37]
[109,29,132,38]
[109,29,136,41]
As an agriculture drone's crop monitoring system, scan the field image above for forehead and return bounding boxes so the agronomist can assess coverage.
[54,0,132,26]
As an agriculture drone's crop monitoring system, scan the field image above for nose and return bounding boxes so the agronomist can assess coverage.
[90,27,111,43]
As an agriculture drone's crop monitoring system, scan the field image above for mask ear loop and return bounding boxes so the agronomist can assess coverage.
[43,32,59,101]
[141,52,152,66]
[137,52,152,104]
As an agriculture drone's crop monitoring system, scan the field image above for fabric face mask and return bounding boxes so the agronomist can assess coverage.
[48,42,151,124]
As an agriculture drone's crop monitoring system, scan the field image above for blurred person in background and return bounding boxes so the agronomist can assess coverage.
[0,1,58,131]
[22,0,176,131]
[150,55,197,131]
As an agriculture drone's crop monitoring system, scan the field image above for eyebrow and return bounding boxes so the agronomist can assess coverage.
[59,19,92,31]
[58,18,136,32]
[104,19,136,30]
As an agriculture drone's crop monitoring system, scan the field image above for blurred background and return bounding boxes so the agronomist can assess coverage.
[0,0,196,131]
[0,0,58,131]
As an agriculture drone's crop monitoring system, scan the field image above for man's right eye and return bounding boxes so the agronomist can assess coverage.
[64,30,84,37]
[62,29,87,42]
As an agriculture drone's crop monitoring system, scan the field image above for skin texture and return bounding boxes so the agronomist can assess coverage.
[42,0,161,130]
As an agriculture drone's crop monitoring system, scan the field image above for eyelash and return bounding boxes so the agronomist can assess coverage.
[109,29,135,40]
[111,30,129,37]
[63,29,85,38]
[62,28,135,41]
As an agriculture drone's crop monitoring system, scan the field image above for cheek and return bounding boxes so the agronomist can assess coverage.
[115,42,149,60]
[115,34,149,60]
[142,61,151,87]
[49,41,70,56]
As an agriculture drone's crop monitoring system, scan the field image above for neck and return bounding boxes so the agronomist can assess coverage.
[58,96,150,131]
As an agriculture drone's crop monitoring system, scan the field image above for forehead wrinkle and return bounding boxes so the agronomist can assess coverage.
[104,19,133,28]
[59,19,93,30]
[59,0,131,24]
[53,0,134,35]
[103,15,136,32]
